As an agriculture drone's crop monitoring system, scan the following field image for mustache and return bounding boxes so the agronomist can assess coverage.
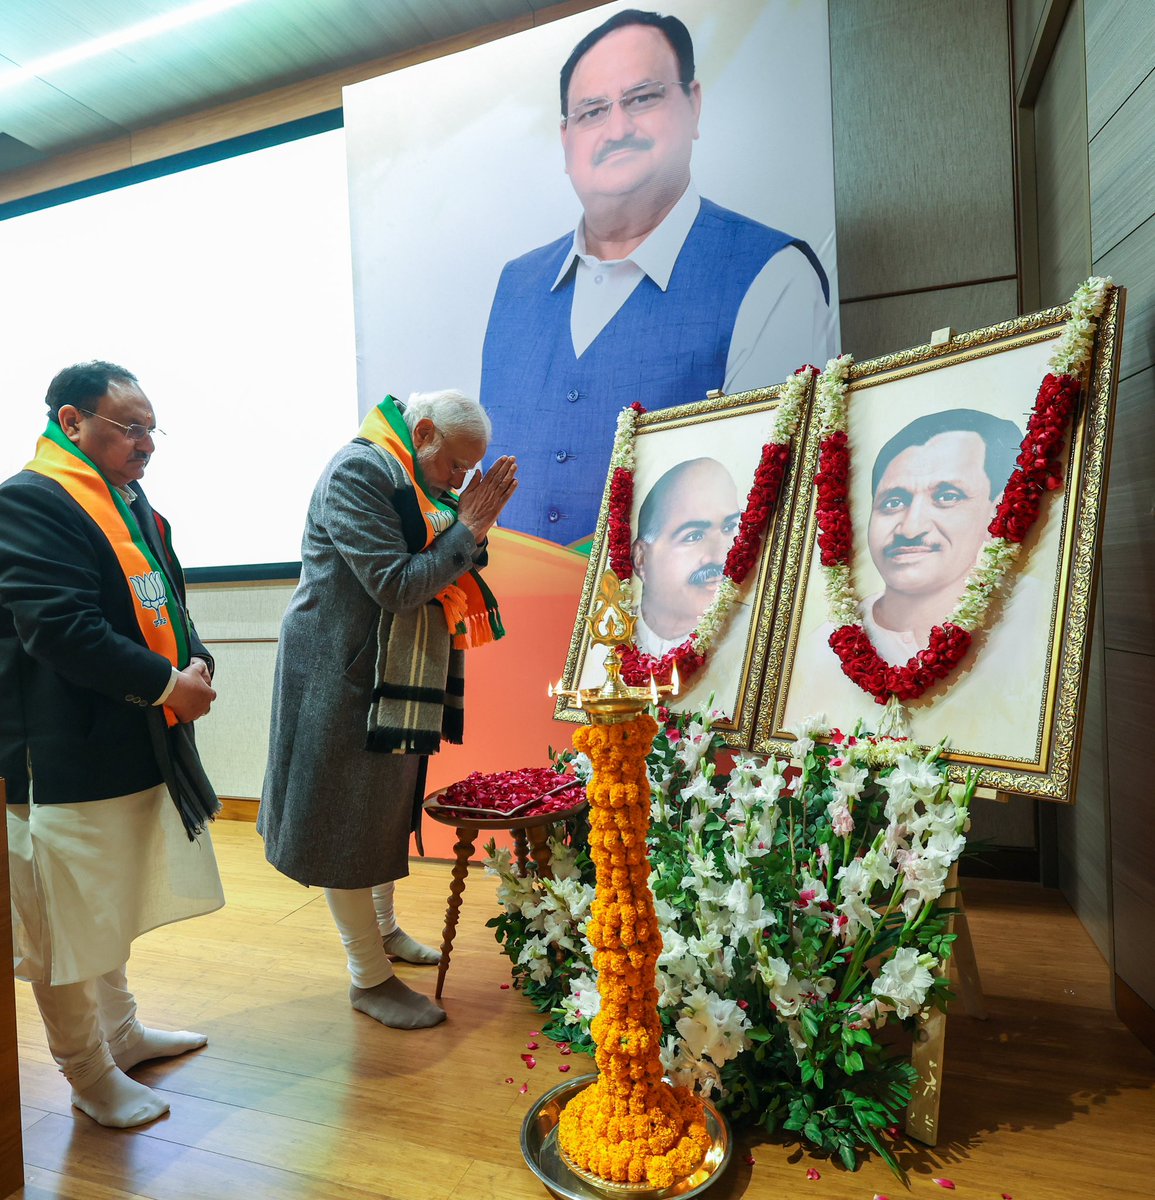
[594,134,654,165]
[688,564,724,586]
[883,534,937,557]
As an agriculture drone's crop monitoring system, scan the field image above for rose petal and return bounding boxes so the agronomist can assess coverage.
[521,1054,537,1068]
[560,1045,572,1055]
[874,1194,891,1200]
[744,1154,755,1166]
[559,1064,571,1072]
[526,1041,539,1050]
[499,983,510,990]
[504,1077,514,1084]
[933,1181,955,1191]
[806,1167,821,1180]
[519,1083,528,1094]
[1002,1195,1013,1199]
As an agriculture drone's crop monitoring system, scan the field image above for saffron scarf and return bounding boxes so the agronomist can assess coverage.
[24,422,190,727]
[357,397,504,649]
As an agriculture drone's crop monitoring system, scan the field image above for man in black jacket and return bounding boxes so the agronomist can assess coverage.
[0,361,223,1128]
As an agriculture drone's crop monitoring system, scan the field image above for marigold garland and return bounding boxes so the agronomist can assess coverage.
[557,714,711,1188]
[607,372,812,688]
[813,276,1113,706]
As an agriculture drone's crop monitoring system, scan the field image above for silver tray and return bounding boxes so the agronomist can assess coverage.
[520,1074,731,1200]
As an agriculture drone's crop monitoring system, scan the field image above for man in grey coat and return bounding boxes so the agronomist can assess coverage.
[259,389,516,1029]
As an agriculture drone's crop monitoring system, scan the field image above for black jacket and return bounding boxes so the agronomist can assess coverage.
[0,470,211,806]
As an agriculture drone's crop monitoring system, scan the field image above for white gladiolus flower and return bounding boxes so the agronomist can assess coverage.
[827,794,855,838]
[872,947,935,1019]
[559,971,602,1026]
[786,712,831,740]
[675,985,751,1066]
[517,939,553,983]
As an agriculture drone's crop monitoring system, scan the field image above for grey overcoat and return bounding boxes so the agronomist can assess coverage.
[258,440,482,889]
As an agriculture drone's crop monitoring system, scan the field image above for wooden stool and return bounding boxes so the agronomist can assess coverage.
[423,795,588,999]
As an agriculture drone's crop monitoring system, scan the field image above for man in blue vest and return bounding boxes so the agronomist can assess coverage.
[480,8,834,543]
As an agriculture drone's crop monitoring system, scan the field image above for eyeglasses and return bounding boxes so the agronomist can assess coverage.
[79,408,165,441]
[563,80,686,129]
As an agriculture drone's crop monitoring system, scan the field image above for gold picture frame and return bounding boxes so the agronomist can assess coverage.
[757,288,1124,801]
[553,381,813,750]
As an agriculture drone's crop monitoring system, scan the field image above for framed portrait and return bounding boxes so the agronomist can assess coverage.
[757,287,1124,801]
[553,382,811,748]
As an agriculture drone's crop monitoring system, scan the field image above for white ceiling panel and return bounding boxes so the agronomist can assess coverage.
[0,0,547,163]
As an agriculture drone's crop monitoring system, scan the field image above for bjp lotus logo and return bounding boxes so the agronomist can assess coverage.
[130,571,169,627]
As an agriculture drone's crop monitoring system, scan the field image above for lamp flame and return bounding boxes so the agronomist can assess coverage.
[670,663,680,695]
[649,674,658,703]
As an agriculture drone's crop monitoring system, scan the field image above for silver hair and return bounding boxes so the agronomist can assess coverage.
[403,389,491,444]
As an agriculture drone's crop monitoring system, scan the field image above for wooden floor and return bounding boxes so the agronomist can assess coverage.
[12,821,1155,1200]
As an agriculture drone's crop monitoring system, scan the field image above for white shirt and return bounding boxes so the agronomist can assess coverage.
[552,185,834,392]
[634,611,688,658]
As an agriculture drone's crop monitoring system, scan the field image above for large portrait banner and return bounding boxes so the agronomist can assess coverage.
[343,0,838,549]
[759,286,1124,801]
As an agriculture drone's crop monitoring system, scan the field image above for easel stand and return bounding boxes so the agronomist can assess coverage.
[905,859,988,1145]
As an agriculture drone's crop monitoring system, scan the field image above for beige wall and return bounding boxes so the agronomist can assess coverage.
[187,582,295,806]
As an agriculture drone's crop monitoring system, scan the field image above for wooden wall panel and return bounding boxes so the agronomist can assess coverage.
[1033,0,1092,308]
[837,280,1019,362]
[1105,647,1155,1010]
[1100,365,1155,656]
[1084,0,1155,138]
[1089,68,1155,258]
[829,0,1016,298]
[1057,593,1111,959]
[1096,216,1155,381]
[1013,0,1051,93]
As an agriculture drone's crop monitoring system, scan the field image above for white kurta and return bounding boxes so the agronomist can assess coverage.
[8,783,224,986]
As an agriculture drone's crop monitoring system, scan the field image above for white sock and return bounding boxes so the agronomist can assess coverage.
[72,1065,169,1128]
[112,1027,208,1073]
[382,928,441,965]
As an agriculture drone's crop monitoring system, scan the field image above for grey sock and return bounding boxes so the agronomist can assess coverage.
[349,977,446,1029]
